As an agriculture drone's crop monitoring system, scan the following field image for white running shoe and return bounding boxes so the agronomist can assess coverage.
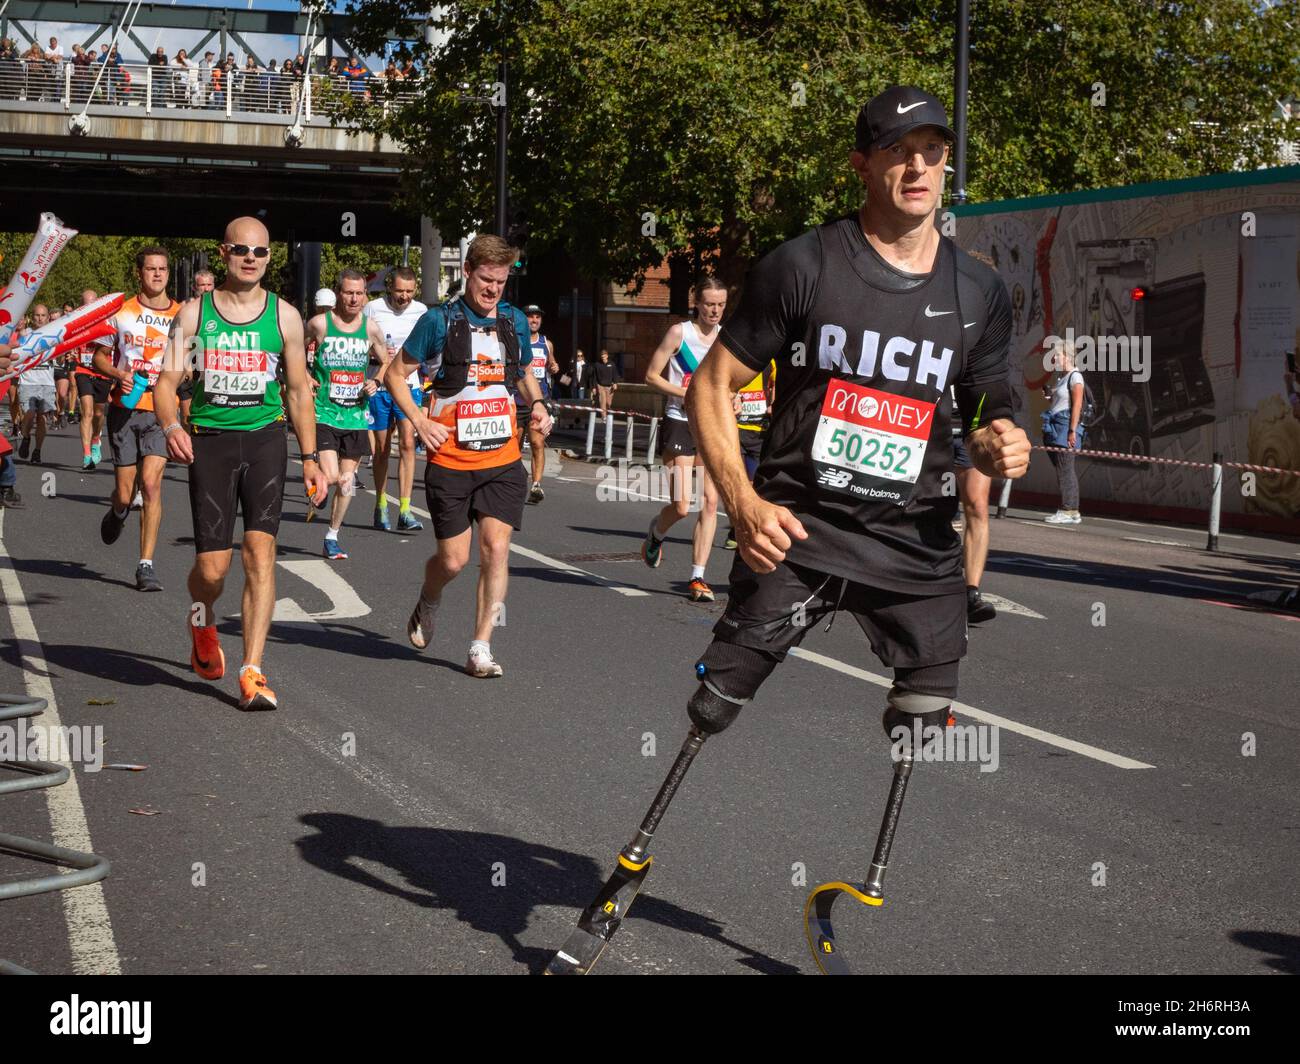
[131,490,144,510]
[466,645,503,678]
[1044,510,1077,524]
[407,595,440,650]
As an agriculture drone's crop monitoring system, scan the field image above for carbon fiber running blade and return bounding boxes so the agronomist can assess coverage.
[545,858,651,975]
[803,881,880,976]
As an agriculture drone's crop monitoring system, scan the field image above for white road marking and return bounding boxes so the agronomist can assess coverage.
[508,544,649,597]
[0,511,122,974]
[789,646,1155,769]
[359,482,651,598]
[1124,536,1193,548]
[273,560,372,623]
[980,593,1045,619]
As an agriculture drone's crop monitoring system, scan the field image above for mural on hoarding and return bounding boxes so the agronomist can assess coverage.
[957,171,1300,523]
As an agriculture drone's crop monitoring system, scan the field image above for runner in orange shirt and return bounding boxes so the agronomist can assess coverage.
[92,246,182,592]
[388,234,553,678]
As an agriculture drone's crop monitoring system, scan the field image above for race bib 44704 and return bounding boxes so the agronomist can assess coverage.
[811,380,934,506]
[456,395,513,450]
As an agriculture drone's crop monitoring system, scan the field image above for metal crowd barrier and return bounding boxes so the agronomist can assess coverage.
[0,694,111,976]
[548,402,660,464]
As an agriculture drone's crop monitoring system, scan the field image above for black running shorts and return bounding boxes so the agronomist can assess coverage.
[316,424,370,461]
[188,422,288,553]
[424,461,527,540]
[75,373,111,403]
[711,555,968,670]
[660,416,696,460]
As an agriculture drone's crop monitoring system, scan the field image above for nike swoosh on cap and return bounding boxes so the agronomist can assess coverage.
[924,305,954,317]
[896,101,927,114]
[964,321,978,328]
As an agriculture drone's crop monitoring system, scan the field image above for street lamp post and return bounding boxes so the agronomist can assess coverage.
[952,0,971,206]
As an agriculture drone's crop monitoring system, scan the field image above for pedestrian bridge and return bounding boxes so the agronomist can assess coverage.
[0,0,424,241]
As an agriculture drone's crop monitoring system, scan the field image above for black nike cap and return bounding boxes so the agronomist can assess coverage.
[855,86,955,152]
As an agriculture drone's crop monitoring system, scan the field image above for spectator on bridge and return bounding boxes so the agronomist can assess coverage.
[288,52,306,113]
[197,51,214,107]
[71,43,93,103]
[174,49,198,108]
[45,35,64,98]
[344,55,369,99]
[238,56,260,111]
[276,59,294,113]
[22,39,47,101]
[263,59,281,112]
[382,58,400,83]
[0,39,21,101]
[398,57,416,81]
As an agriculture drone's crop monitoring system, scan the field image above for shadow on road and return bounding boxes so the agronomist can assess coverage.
[1229,929,1300,974]
[9,556,135,592]
[985,548,1299,606]
[0,639,240,708]
[295,812,798,975]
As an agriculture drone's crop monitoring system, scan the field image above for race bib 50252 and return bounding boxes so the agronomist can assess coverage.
[811,380,934,506]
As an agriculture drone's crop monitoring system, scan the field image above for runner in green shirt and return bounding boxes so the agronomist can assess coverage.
[154,216,325,712]
[305,269,388,560]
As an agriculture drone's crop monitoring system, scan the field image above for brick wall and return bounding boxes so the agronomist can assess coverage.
[602,260,685,382]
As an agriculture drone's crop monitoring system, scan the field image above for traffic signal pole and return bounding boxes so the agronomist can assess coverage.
[496,58,508,238]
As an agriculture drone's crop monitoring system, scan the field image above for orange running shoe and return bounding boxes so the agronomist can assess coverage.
[689,578,715,603]
[189,623,225,681]
[238,667,278,712]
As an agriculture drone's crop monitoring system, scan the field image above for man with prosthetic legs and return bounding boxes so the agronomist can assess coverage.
[547,86,1031,975]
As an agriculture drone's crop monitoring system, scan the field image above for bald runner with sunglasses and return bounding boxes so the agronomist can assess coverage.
[154,217,327,712]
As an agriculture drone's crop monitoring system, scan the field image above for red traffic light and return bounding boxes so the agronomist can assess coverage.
[1129,286,1147,301]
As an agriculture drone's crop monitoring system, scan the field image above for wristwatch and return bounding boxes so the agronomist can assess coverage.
[302,451,319,463]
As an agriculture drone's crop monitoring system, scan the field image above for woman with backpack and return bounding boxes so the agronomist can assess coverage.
[1041,340,1087,524]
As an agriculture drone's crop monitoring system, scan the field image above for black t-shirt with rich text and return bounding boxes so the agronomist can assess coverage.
[719,214,1012,594]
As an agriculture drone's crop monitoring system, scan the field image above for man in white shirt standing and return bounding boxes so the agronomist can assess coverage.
[364,266,428,531]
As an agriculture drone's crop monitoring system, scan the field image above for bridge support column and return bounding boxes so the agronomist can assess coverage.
[420,215,442,304]
[296,241,322,315]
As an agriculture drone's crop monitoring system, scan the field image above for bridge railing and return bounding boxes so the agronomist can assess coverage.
[0,57,421,122]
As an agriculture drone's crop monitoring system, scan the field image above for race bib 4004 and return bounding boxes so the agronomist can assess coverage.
[811,380,934,506]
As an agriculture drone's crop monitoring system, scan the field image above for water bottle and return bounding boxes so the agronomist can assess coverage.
[121,371,149,410]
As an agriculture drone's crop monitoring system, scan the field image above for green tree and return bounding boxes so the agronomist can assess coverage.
[343,0,1299,289]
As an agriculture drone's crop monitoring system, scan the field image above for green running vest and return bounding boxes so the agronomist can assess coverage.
[190,290,284,432]
[312,311,371,431]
